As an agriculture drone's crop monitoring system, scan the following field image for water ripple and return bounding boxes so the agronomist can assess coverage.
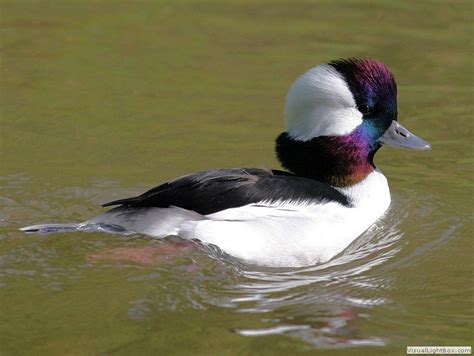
[0,179,464,348]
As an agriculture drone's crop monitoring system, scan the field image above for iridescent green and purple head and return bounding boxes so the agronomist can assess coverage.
[276,58,430,187]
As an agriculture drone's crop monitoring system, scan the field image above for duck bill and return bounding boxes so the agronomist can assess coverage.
[379,121,431,150]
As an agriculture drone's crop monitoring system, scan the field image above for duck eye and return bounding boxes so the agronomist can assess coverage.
[359,104,372,115]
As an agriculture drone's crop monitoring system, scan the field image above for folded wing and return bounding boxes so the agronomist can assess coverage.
[102,168,350,215]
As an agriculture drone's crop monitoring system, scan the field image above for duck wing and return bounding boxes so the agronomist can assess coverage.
[102,168,350,215]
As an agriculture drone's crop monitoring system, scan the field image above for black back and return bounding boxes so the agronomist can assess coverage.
[102,168,350,215]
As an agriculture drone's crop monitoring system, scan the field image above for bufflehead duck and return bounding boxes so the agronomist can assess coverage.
[22,58,430,267]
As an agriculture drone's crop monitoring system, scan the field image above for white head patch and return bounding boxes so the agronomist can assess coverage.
[285,64,363,141]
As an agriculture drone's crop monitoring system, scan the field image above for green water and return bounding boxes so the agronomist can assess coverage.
[0,0,472,354]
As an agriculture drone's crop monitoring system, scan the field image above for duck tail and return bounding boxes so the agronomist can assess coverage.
[20,223,83,235]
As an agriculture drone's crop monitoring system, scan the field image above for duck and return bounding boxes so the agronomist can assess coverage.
[21,58,431,267]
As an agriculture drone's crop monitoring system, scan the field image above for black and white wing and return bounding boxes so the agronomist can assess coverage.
[102,168,350,215]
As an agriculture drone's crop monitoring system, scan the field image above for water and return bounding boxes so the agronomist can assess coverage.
[1,0,472,354]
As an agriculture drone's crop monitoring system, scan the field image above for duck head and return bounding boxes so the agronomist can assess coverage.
[276,58,430,187]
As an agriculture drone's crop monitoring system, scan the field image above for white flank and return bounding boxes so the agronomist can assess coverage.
[87,171,390,267]
[184,172,390,267]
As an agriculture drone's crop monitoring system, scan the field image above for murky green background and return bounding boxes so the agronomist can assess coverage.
[1,0,472,355]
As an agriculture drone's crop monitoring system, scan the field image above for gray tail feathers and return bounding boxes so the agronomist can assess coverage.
[20,223,83,235]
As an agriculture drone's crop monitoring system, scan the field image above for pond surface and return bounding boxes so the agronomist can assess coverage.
[0,1,472,354]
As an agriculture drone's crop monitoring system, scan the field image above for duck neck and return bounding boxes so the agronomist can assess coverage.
[275,129,379,187]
